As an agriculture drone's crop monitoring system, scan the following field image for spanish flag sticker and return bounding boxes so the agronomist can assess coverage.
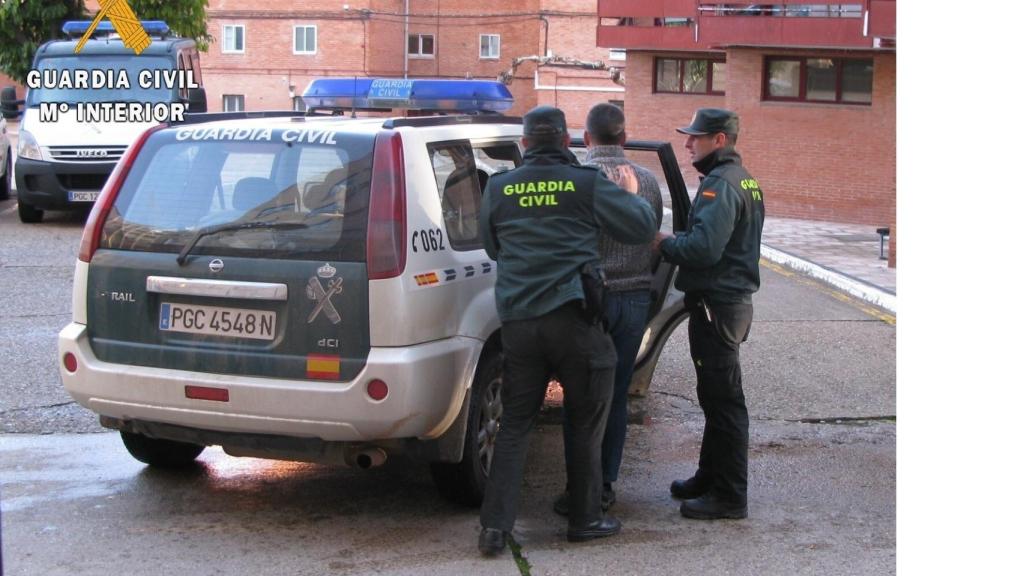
[702,190,717,199]
[414,272,440,287]
[307,354,341,380]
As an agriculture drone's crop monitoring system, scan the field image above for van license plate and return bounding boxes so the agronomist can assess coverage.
[159,303,276,340]
[68,191,100,202]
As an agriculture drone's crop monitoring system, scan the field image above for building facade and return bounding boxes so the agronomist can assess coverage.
[597,0,897,265]
[3,1,897,264]
[202,1,626,126]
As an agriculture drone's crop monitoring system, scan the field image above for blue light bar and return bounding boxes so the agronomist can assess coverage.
[302,78,514,113]
[62,20,170,37]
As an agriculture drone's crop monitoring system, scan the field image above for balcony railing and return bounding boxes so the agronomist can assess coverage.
[597,1,895,51]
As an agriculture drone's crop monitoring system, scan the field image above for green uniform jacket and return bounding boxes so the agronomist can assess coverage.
[659,147,765,303]
[481,144,657,322]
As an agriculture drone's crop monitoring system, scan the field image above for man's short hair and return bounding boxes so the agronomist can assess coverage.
[586,103,626,146]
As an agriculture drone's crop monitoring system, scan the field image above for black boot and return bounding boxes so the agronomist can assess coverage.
[478,528,507,556]
[567,516,622,542]
[680,494,747,520]
[670,476,710,500]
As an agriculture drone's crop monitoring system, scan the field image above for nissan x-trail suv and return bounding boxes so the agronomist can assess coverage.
[58,79,692,504]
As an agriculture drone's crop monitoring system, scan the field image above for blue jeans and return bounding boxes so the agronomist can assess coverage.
[562,289,651,485]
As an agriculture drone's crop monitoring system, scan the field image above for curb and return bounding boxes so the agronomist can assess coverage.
[760,245,896,314]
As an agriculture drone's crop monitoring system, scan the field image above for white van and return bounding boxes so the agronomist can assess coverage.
[0,20,205,223]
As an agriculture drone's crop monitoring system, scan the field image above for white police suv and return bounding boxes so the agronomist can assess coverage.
[57,78,692,504]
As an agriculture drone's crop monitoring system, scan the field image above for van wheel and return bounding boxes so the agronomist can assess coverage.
[120,431,205,468]
[430,351,503,506]
[17,191,43,223]
[0,151,10,201]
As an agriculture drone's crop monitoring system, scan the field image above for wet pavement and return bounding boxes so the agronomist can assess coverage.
[0,194,895,575]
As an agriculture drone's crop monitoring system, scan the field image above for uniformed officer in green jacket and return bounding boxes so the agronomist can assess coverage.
[656,108,765,520]
[477,105,657,556]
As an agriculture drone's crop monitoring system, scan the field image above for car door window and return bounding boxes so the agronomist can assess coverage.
[429,140,521,252]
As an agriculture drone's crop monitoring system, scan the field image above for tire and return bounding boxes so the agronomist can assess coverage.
[120,431,205,468]
[17,190,43,223]
[430,350,503,506]
[0,151,10,201]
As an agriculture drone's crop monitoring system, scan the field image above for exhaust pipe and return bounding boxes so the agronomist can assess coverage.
[351,447,387,469]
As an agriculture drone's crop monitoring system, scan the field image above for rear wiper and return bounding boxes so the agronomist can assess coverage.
[177,220,307,265]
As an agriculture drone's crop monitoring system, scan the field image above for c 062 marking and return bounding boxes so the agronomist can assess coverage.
[412,228,446,253]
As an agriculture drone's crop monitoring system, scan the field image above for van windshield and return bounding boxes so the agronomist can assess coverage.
[100,127,374,262]
[28,56,175,106]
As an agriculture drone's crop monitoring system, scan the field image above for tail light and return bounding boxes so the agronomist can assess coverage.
[366,131,406,280]
[78,124,164,263]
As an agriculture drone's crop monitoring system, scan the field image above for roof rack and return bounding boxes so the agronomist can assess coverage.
[383,115,523,129]
[303,78,514,114]
[170,111,307,126]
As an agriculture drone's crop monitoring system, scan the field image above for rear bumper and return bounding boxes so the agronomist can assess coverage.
[58,322,480,443]
[15,157,115,210]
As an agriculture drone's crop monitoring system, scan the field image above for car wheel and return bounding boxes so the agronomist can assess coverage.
[0,151,10,201]
[17,193,43,223]
[430,350,503,506]
[120,430,205,468]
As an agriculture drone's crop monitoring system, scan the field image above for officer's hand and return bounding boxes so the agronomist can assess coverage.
[611,165,638,194]
[653,231,674,253]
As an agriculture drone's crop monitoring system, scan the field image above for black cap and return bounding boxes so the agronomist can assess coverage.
[676,108,739,136]
[523,105,568,136]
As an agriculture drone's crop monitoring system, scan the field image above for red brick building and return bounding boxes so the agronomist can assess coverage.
[596,0,897,263]
[202,1,626,126]
[5,1,897,263]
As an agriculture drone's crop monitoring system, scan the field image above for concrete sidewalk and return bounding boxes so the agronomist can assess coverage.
[760,216,896,314]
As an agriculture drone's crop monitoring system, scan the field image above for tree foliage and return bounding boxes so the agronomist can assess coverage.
[0,0,210,85]
[132,0,211,52]
[0,1,85,83]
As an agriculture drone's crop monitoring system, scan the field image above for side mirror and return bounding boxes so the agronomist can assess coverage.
[1,86,23,120]
[187,87,207,114]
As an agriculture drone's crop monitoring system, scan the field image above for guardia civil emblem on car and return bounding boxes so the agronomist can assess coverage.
[307,275,343,324]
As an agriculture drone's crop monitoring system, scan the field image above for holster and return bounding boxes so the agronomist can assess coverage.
[580,262,608,327]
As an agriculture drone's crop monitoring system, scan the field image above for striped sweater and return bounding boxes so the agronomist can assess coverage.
[585,145,665,292]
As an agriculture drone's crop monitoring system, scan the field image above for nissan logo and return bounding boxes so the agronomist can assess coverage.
[209,259,224,273]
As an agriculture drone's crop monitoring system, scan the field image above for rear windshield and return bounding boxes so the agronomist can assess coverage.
[100,126,373,261]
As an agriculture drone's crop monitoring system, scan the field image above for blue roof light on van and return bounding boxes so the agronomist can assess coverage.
[62,20,171,38]
[302,78,514,113]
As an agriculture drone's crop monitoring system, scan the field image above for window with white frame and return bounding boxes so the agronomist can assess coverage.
[294,25,317,54]
[480,34,500,59]
[222,24,244,53]
[408,34,435,58]
[223,94,244,112]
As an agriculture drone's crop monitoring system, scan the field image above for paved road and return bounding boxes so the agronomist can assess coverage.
[0,196,895,575]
